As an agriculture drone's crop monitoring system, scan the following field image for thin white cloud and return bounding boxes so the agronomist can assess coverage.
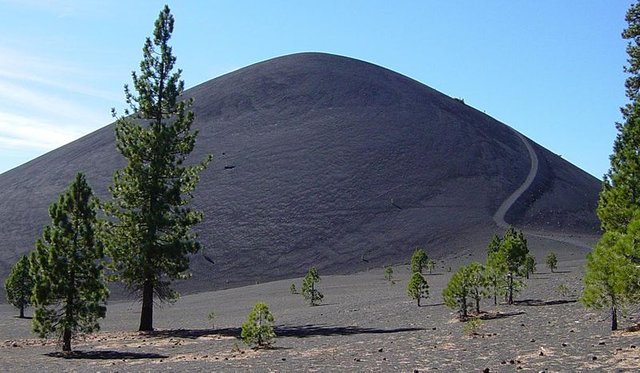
[0,47,121,101]
[0,112,85,150]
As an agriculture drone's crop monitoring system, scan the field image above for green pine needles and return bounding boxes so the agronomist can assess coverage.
[30,173,108,352]
[4,255,34,319]
[106,5,211,331]
[240,302,276,348]
[302,267,323,306]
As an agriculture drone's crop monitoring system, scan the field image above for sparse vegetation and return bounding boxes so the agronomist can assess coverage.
[581,224,640,330]
[581,0,640,332]
[406,272,429,306]
[426,259,436,274]
[466,262,488,314]
[105,5,211,331]
[384,265,394,284]
[410,247,428,274]
[4,255,33,318]
[545,252,558,273]
[30,173,108,352]
[524,254,536,279]
[289,283,297,294]
[207,311,215,328]
[463,318,482,336]
[240,302,276,348]
[302,267,323,306]
[443,265,473,320]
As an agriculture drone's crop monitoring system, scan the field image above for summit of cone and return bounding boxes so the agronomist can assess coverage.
[0,52,600,296]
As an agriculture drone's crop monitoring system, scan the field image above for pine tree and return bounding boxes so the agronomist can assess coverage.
[410,247,428,274]
[30,173,108,352]
[240,302,276,348]
[598,1,640,233]
[443,265,475,320]
[485,237,507,306]
[545,252,558,273]
[466,262,488,314]
[106,5,210,331]
[4,255,34,318]
[580,224,640,331]
[524,254,536,279]
[406,272,429,306]
[500,227,529,304]
[301,267,323,306]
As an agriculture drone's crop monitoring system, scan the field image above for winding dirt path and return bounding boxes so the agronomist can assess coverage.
[492,130,539,228]
[494,129,593,250]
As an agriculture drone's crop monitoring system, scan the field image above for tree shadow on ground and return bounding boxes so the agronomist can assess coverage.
[148,325,423,340]
[478,311,525,320]
[421,302,445,307]
[514,299,577,306]
[46,350,168,360]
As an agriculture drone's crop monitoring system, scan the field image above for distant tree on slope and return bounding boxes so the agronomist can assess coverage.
[410,247,428,274]
[302,267,323,306]
[4,255,34,318]
[241,302,276,348]
[406,272,429,306]
[545,252,558,273]
[30,173,108,352]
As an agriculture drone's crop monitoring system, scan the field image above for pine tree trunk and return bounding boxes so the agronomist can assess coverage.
[417,296,421,307]
[508,273,514,305]
[19,304,24,319]
[139,280,154,331]
[63,328,72,352]
[461,297,467,320]
[475,296,480,314]
[611,305,618,331]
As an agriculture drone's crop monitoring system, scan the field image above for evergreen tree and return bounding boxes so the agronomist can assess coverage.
[426,258,436,274]
[545,252,558,273]
[598,1,640,233]
[301,267,323,306]
[4,255,34,318]
[581,226,640,331]
[406,272,429,306]
[106,5,210,331]
[240,302,276,348]
[443,265,474,320]
[485,237,507,305]
[500,227,529,304]
[384,265,394,283]
[30,173,108,352]
[466,262,488,314]
[410,247,428,274]
[524,254,536,279]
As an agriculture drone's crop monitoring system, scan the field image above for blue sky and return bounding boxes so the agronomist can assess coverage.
[0,1,632,178]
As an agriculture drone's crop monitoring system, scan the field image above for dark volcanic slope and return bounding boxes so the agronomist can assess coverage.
[0,53,600,294]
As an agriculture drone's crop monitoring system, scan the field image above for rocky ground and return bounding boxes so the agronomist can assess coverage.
[1,250,639,372]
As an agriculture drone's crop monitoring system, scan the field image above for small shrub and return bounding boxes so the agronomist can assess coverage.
[240,302,276,348]
[289,284,297,294]
[207,311,215,328]
[545,252,558,273]
[384,265,394,283]
[463,318,482,336]
[556,283,573,298]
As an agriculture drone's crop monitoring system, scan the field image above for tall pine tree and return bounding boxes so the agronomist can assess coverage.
[597,1,640,233]
[106,5,210,331]
[583,1,640,330]
[30,173,108,352]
